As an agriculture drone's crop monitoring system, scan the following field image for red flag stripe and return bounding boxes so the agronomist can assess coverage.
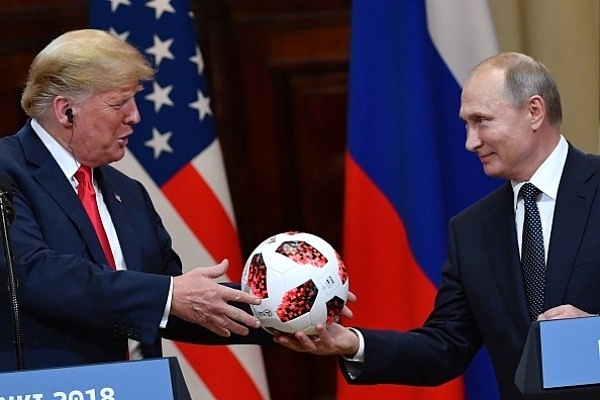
[162,163,244,275]
[175,342,264,400]
[163,164,264,398]
[343,154,440,328]
[338,155,464,399]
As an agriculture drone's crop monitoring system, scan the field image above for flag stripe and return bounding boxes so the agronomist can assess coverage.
[162,164,244,274]
[163,340,215,399]
[116,150,270,398]
[343,155,439,325]
[338,155,465,399]
[190,140,237,226]
[426,0,499,87]
[162,164,264,398]
[174,342,265,400]
[114,150,212,267]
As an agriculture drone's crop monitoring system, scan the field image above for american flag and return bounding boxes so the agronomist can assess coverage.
[89,1,270,398]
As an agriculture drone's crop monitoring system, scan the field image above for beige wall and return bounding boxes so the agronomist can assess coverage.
[489,0,600,153]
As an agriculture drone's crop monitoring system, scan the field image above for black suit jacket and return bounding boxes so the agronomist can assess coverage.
[342,144,600,399]
[0,122,269,372]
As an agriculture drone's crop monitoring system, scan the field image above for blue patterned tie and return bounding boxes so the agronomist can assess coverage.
[520,183,546,321]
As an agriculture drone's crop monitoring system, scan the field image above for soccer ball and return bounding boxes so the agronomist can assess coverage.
[241,231,349,335]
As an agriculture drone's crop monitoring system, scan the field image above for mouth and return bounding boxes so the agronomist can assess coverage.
[478,152,493,163]
[117,133,131,147]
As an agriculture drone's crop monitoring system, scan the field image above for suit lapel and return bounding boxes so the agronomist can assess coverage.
[544,146,596,308]
[18,125,109,266]
[95,167,143,271]
[485,183,531,327]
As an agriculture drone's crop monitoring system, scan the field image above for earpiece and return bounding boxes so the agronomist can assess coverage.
[66,108,74,123]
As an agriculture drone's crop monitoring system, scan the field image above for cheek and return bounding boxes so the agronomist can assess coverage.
[496,137,532,171]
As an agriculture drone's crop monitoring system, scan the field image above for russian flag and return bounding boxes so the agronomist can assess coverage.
[340,1,501,399]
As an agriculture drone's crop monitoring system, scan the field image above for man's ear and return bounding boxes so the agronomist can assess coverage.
[527,95,545,130]
[53,96,73,126]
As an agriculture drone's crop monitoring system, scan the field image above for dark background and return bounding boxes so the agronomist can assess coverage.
[0,1,351,398]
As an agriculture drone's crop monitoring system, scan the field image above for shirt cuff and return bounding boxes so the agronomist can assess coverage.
[343,327,365,362]
[160,277,173,329]
[341,327,365,380]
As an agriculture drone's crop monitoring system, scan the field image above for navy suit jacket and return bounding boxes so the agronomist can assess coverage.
[342,144,600,399]
[0,122,269,372]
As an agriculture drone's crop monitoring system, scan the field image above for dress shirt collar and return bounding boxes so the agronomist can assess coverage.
[511,135,568,210]
[31,119,82,183]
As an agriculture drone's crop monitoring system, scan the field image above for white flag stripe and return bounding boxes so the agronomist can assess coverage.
[115,146,238,284]
[191,139,237,226]
[114,149,270,399]
[229,345,271,400]
[113,149,212,269]
[162,340,216,400]
[161,342,271,400]
[426,0,499,87]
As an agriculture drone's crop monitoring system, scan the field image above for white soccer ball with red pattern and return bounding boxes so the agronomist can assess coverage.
[241,231,349,335]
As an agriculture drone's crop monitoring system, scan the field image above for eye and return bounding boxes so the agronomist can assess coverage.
[110,97,132,110]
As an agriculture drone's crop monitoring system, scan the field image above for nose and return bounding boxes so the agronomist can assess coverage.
[465,124,482,152]
[125,99,141,125]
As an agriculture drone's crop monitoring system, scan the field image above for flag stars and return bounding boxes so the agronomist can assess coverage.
[145,128,174,159]
[189,90,212,121]
[145,81,174,112]
[108,27,130,42]
[107,0,131,12]
[146,35,175,67]
[146,0,176,19]
[189,46,205,75]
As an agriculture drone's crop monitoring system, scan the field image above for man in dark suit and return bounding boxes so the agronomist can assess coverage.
[275,52,600,399]
[0,29,272,372]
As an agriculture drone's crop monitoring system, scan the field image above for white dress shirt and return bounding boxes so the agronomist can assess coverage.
[512,135,568,261]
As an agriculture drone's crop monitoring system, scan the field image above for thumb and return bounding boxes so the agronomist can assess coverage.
[200,259,229,279]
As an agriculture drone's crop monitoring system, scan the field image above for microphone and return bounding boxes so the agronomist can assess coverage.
[0,175,15,225]
[0,174,24,370]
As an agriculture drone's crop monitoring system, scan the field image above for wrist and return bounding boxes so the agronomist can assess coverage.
[343,327,364,361]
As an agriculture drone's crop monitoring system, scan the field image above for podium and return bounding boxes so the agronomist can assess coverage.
[515,316,600,399]
[0,357,191,399]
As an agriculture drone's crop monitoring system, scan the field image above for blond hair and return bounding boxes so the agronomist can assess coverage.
[21,29,155,121]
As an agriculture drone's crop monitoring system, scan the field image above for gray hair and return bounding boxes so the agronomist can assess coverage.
[474,52,562,126]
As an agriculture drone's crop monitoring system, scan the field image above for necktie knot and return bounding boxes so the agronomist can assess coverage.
[75,166,94,199]
[519,182,541,201]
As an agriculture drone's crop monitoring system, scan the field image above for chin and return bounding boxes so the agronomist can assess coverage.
[482,165,503,179]
[108,152,126,165]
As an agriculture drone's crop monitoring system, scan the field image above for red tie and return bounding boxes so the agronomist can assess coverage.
[75,166,116,269]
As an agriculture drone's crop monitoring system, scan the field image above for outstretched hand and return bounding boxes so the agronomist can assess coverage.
[274,290,359,356]
[274,324,359,357]
[171,259,261,337]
